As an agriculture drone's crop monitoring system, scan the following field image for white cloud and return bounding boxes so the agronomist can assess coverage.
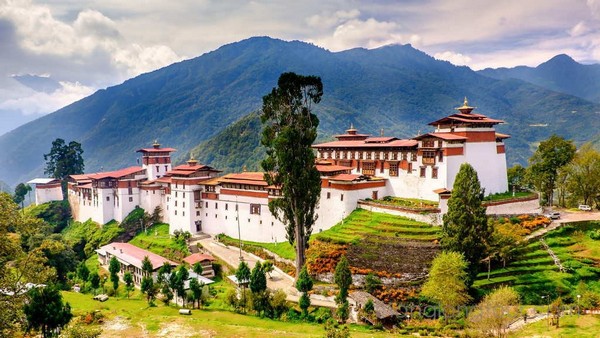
[0,81,94,115]
[588,0,600,19]
[306,9,360,29]
[310,16,416,51]
[434,51,472,66]
[0,0,182,79]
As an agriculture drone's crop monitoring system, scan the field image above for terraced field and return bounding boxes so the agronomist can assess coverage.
[314,209,441,244]
[311,209,441,281]
[474,221,600,304]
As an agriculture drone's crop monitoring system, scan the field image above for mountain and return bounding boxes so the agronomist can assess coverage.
[478,54,600,103]
[2,37,600,186]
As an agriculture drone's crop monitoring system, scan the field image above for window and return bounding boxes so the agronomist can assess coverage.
[411,152,417,161]
[250,204,261,215]
[327,192,331,199]
[422,151,436,165]
[390,152,397,160]
[128,187,133,195]
[206,186,215,192]
[422,139,435,148]
[164,165,168,171]
[183,202,185,208]
[129,197,133,202]
[225,204,228,211]
[106,196,110,201]
[432,167,438,179]
[420,167,426,178]
[196,211,200,216]
[365,152,371,160]
[183,211,185,216]
[215,202,218,209]
[362,162,375,176]
[235,204,238,211]
[175,210,177,215]
[439,151,444,162]
[175,201,177,207]
[175,191,178,197]
[205,202,208,208]
[340,194,344,201]
[389,163,399,177]
[183,192,185,198]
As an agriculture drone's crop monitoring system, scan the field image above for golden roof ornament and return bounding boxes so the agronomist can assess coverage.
[456,97,475,114]
[346,123,357,135]
[187,152,198,166]
[153,139,160,148]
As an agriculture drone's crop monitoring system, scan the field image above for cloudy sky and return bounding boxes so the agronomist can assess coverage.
[1,0,599,134]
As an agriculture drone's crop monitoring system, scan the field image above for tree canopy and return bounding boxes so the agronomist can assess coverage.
[421,251,471,322]
[442,163,491,282]
[23,284,73,338]
[527,134,576,205]
[13,183,32,208]
[467,286,520,337]
[43,138,85,181]
[260,72,323,277]
[563,143,600,207]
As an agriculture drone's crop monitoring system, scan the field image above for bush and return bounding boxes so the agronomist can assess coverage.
[589,229,600,240]
[364,273,382,293]
[313,307,332,323]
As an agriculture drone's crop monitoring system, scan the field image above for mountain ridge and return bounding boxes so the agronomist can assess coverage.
[1,36,600,187]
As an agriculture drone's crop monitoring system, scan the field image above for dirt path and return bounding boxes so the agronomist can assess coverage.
[193,237,336,308]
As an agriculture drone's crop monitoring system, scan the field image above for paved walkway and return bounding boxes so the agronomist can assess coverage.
[192,237,336,308]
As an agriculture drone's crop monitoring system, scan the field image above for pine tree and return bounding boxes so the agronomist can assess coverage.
[23,285,73,338]
[109,256,120,295]
[249,262,267,294]
[442,163,490,282]
[296,265,313,316]
[261,72,323,277]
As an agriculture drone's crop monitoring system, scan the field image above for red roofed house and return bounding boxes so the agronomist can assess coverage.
[96,242,178,286]
[182,253,216,278]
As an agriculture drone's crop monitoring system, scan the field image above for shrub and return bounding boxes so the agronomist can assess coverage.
[589,229,600,240]
[364,273,382,293]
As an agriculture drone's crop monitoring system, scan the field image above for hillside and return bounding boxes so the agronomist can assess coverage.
[479,54,600,103]
[2,37,600,186]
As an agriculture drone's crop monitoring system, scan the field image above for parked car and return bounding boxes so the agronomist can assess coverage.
[545,212,560,220]
[579,204,592,211]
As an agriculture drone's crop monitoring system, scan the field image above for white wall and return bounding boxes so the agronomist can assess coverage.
[34,185,63,204]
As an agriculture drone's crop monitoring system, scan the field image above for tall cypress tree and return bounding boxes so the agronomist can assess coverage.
[441,163,490,283]
[261,72,323,277]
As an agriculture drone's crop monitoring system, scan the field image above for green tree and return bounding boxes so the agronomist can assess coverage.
[0,193,55,336]
[140,256,156,304]
[88,272,100,295]
[296,265,313,316]
[189,278,202,309]
[507,164,527,191]
[13,183,32,208]
[192,262,203,276]
[421,251,471,323]
[442,163,490,282]
[262,260,274,279]
[468,286,520,338]
[564,143,600,207]
[527,135,576,205]
[364,273,382,293]
[123,271,133,299]
[108,256,120,295]
[249,262,267,294]
[43,139,85,198]
[175,265,189,306]
[23,285,73,338]
[334,256,352,323]
[261,72,323,277]
[236,261,251,313]
[76,263,89,282]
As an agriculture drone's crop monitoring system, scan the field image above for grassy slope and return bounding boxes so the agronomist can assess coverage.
[62,290,395,338]
[128,223,189,262]
[510,314,600,338]
[475,221,600,303]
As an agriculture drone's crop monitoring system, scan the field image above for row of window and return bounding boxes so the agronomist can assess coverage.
[320,150,418,161]
[325,192,344,201]
[202,201,262,214]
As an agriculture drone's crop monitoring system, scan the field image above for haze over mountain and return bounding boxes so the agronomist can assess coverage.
[479,54,600,103]
[1,37,600,187]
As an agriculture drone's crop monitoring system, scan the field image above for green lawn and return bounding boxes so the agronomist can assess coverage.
[483,191,536,201]
[510,314,600,337]
[129,223,189,262]
[62,289,397,337]
[369,196,439,208]
[219,235,296,261]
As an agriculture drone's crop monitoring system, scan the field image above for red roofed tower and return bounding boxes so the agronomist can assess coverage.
[136,141,176,180]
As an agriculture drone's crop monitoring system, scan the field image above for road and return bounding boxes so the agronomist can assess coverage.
[525,209,600,241]
[192,237,337,308]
